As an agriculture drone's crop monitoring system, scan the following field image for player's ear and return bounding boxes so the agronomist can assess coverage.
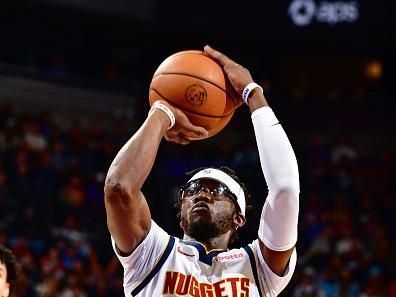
[233,213,246,229]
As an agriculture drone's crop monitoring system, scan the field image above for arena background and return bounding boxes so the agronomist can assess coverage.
[0,0,395,296]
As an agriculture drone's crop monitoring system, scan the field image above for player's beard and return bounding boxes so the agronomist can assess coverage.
[182,212,234,243]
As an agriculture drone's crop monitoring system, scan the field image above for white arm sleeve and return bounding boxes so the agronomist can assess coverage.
[252,106,300,251]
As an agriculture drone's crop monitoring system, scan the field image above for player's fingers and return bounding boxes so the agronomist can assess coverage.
[172,136,190,145]
[164,130,191,145]
[164,133,171,141]
[204,45,235,67]
[184,122,208,138]
[166,127,182,138]
[164,131,179,141]
[180,139,190,145]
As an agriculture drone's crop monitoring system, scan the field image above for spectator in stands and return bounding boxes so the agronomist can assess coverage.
[0,244,20,297]
[293,267,325,297]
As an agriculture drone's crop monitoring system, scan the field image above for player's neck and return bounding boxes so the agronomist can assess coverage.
[183,232,230,252]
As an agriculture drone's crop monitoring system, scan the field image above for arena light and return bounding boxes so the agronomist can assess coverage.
[365,60,383,80]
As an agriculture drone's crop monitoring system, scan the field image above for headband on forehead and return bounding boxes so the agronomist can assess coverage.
[188,168,246,216]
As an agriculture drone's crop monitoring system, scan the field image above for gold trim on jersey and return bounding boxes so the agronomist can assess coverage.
[132,235,172,291]
[182,239,228,254]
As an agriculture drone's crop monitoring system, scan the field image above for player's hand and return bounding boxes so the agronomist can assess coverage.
[164,103,208,145]
[204,45,254,106]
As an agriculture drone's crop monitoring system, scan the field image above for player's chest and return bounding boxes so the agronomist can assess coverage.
[158,243,257,296]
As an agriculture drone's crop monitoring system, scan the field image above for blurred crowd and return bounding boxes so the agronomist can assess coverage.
[287,132,396,297]
[0,104,125,296]
[0,102,395,297]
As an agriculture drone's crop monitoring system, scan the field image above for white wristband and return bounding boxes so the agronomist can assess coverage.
[149,101,176,130]
[242,82,263,104]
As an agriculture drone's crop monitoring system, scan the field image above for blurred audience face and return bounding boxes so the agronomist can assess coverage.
[0,261,10,297]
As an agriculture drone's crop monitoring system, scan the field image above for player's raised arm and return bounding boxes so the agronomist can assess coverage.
[104,101,207,255]
[205,45,300,276]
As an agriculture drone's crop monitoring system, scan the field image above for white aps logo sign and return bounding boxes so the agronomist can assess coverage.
[288,0,359,26]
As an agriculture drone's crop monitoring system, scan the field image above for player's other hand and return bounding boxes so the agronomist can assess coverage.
[204,45,254,106]
[164,102,208,145]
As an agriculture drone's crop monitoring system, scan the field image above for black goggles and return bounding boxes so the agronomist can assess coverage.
[178,179,238,205]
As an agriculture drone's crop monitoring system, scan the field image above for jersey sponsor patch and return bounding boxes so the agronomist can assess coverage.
[215,252,244,262]
[163,271,250,297]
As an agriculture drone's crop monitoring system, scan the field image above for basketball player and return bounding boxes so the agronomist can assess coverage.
[0,244,20,297]
[105,45,300,296]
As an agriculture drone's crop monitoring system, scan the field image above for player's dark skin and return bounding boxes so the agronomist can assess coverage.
[104,45,294,276]
[179,179,246,251]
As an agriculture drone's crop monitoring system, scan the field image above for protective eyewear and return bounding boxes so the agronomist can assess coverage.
[178,179,238,205]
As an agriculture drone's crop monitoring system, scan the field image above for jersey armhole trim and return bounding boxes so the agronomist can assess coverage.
[243,245,263,297]
[131,235,175,296]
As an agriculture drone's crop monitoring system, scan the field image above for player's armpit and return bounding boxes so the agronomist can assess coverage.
[258,239,295,276]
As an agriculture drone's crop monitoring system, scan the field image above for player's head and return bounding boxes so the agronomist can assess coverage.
[176,166,251,246]
[0,245,20,297]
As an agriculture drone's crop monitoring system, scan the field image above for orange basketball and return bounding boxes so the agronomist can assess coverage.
[149,50,238,140]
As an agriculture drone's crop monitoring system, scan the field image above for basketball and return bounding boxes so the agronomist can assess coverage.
[149,50,238,139]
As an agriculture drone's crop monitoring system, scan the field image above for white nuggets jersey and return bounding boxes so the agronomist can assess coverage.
[112,220,297,297]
